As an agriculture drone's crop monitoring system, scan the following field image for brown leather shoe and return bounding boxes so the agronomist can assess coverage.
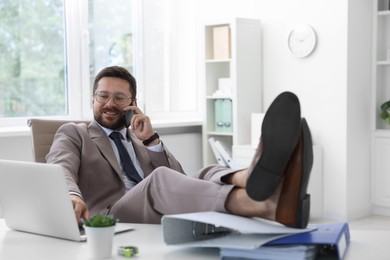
[275,118,313,228]
[246,92,301,201]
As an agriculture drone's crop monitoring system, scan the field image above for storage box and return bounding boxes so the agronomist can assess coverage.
[213,26,231,60]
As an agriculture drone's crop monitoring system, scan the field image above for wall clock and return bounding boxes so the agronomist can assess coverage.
[288,24,317,58]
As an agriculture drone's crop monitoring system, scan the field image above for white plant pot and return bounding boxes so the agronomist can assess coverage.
[84,225,116,259]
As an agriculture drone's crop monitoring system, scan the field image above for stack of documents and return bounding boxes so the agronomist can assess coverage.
[162,212,350,260]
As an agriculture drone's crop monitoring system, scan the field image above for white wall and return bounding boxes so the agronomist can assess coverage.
[196,0,372,221]
[346,0,372,220]
[0,135,33,162]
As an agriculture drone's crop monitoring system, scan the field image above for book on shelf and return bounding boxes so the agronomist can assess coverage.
[213,25,231,60]
[213,139,234,168]
[215,99,225,132]
[214,99,232,133]
[222,99,232,132]
[208,137,228,167]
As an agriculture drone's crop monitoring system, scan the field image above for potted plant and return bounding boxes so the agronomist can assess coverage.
[83,214,117,259]
[381,100,390,125]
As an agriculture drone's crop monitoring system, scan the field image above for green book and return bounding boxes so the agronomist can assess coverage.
[215,99,224,132]
[222,99,232,133]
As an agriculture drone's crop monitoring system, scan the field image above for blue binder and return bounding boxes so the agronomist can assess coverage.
[219,222,350,260]
[266,222,350,260]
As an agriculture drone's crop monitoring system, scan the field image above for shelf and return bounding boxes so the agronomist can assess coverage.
[205,59,231,63]
[378,60,390,65]
[206,96,233,100]
[373,129,390,137]
[378,10,390,16]
[202,18,262,166]
[207,131,233,137]
[372,0,390,210]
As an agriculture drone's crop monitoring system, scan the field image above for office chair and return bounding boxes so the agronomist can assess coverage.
[27,118,90,163]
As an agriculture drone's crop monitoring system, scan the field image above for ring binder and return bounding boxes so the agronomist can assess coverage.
[163,211,350,260]
[162,211,315,249]
[192,222,232,241]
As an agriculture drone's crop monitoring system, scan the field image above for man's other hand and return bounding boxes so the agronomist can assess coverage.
[70,194,90,223]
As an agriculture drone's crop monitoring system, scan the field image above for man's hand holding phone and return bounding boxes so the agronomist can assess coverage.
[124,110,133,128]
[123,106,157,145]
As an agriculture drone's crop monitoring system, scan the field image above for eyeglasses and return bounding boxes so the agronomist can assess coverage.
[93,91,135,106]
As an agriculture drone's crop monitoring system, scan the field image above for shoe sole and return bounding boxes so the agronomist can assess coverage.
[276,118,314,228]
[246,92,301,201]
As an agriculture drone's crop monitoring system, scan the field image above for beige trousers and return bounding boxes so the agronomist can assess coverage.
[109,165,237,223]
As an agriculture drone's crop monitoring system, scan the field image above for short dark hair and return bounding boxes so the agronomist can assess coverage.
[92,66,137,98]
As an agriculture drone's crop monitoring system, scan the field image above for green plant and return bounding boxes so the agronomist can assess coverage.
[380,101,390,125]
[83,214,117,227]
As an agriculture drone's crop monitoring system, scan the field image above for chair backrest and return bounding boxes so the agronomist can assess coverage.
[27,118,91,163]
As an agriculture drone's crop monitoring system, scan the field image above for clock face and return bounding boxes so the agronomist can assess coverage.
[288,24,317,58]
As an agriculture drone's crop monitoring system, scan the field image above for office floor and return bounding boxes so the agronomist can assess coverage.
[348,214,390,230]
[311,214,390,230]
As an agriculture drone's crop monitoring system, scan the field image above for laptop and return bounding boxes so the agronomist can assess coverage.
[0,159,133,241]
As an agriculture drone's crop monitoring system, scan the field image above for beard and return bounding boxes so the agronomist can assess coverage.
[94,108,126,130]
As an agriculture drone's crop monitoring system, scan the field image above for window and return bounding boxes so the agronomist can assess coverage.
[88,0,137,95]
[0,0,201,128]
[142,0,200,121]
[0,0,67,124]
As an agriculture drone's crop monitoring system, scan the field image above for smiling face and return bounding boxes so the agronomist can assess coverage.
[92,77,133,130]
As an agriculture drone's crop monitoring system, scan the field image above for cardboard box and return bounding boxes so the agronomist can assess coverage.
[213,26,231,60]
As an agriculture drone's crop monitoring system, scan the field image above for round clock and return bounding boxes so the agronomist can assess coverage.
[288,24,317,58]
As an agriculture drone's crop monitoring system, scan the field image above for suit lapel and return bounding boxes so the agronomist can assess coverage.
[127,129,154,176]
[88,121,122,177]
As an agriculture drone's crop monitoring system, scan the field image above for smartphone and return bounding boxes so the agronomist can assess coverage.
[124,110,134,128]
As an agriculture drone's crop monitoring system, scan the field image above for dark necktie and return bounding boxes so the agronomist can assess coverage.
[109,131,143,183]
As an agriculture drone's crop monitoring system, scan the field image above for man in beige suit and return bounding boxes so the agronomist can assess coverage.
[46,66,313,228]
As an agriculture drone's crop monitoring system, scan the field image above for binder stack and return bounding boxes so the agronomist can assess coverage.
[208,138,234,168]
[162,211,350,260]
[208,137,228,167]
[220,222,350,260]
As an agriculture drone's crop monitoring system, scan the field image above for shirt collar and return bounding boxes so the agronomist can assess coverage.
[97,122,128,140]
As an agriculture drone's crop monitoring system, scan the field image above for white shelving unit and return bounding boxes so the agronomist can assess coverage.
[201,18,262,167]
[371,0,390,215]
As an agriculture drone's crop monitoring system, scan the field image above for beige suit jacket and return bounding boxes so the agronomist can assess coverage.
[46,120,184,215]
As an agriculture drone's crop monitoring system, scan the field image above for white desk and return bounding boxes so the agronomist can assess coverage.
[1,219,390,260]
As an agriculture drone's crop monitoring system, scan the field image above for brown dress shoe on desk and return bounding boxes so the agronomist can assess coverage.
[246,91,301,201]
[275,118,314,228]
